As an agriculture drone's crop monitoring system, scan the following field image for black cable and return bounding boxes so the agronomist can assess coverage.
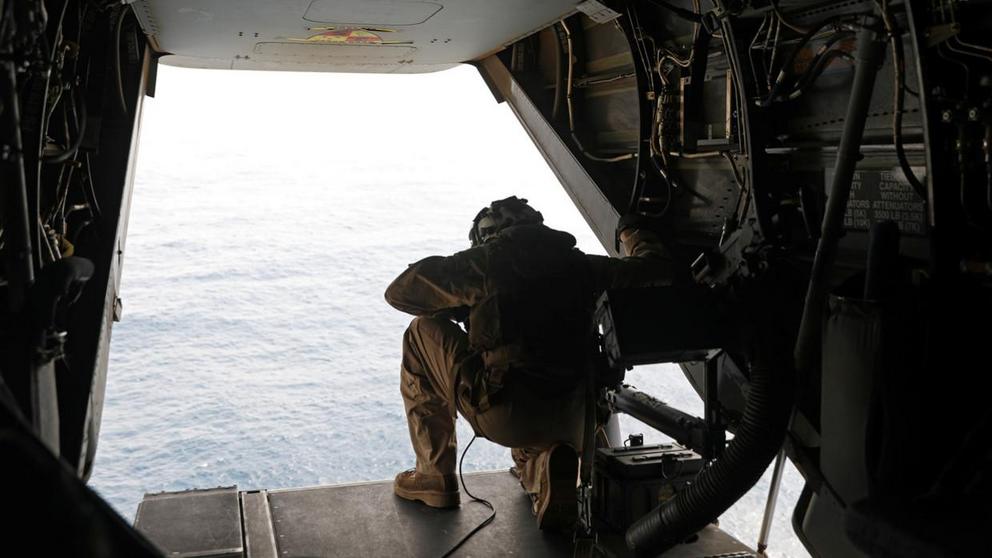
[876,0,927,201]
[627,5,656,96]
[42,91,87,164]
[786,48,855,100]
[763,26,857,104]
[756,15,863,107]
[439,435,496,558]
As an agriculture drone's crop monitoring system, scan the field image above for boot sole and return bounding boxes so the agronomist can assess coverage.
[394,484,461,509]
[537,445,578,531]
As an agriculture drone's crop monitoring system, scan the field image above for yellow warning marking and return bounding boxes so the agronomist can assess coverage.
[287,28,410,45]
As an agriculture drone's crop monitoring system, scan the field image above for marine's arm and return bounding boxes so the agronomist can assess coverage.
[384,249,487,317]
[587,228,680,290]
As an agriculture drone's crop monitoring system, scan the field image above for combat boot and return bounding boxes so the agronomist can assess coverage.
[535,444,579,530]
[394,469,460,508]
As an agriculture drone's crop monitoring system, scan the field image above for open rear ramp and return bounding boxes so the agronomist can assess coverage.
[134,471,754,557]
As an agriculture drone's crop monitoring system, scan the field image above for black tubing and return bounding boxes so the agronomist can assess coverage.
[625,351,794,555]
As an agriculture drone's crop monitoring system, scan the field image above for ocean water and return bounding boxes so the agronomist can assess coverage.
[88,64,808,557]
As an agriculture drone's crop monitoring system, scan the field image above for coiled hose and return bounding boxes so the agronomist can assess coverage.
[626,352,794,555]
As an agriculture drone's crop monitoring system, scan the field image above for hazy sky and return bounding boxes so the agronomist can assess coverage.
[139,63,607,254]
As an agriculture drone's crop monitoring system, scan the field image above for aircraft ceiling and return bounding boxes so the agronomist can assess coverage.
[129,0,581,73]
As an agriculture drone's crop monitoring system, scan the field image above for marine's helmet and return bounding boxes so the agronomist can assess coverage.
[469,196,544,246]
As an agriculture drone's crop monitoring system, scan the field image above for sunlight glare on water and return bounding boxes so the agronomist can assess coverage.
[89,64,808,557]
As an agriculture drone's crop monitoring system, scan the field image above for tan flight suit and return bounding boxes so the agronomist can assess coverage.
[385,224,673,496]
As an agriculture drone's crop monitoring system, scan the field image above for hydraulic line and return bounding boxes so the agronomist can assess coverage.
[794,23,886,379]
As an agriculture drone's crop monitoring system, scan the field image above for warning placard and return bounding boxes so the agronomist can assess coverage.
[830,169,928,236]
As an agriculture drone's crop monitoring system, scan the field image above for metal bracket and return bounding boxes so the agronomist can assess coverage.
[704,349,727,459]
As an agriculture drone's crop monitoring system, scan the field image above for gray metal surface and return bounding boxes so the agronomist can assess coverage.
[132,472,754,557]
[135,486,243,558]
[242,491,279,558]
[267,472,570,557]
[265,471,752,557]
[129,0,578,73]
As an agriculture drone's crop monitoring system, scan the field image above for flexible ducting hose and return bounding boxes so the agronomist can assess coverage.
[626,351,794,555]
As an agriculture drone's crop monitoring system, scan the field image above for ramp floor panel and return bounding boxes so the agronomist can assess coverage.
[135,471,755,557]
[135,486,243,558]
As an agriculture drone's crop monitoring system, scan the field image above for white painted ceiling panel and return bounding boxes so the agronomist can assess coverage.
[129,0,579,73]
[302,0,443,25]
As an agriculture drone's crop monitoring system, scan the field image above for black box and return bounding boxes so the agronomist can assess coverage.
[592,443,704,532]
[595,287,727,368]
